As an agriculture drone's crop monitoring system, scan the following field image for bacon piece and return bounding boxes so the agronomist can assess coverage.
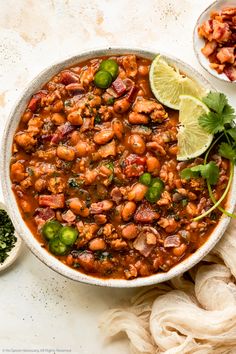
[90,200,113,214]
[27,90,47,112]
[35,207,55,221]
[224,66,236,81]
[51,122,74,144]
[39,194,65,209]
[164,235,181,248]
[198,20,213,39]
[59,70,80,85]
[133,232,155,257]
[65,83,85,93]
[221,7,236,17]
[62,210,76,224]
[212,20,231,42]
[112,77,127,96]
[201,41,217,57]
[210,63,225,74]
[216,47,235,64]
[123,154,146,178]
[76,251,96,272]
[134,203,159,223]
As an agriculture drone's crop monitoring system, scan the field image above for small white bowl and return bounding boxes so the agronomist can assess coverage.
[193,0,236,83]
[1,48,236,287]
[0,201,22,272]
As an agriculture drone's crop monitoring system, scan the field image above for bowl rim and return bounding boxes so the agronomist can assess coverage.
[2,47,236,288]
[193,0,236,84]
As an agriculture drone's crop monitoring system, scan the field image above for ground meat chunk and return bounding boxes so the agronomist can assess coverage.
[47,177,66,194]
[133,98,168,122]
[134,203,160,223]
[14,132,37,151]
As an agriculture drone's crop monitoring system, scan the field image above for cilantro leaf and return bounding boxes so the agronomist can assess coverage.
[228,128,236,142]
[198,112,225,134]
[200,161,219,185]
[202,92,227,114]
[199,92,235,134]
[180,168,200,180]
[222,104,235,124]
[180,161,219,185]
[219,142,236,163]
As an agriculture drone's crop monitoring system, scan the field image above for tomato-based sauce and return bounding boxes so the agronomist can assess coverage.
[10,55,229,279]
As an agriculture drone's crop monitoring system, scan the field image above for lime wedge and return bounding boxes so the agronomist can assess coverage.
[149,55,205,110]
[177,95,213,161]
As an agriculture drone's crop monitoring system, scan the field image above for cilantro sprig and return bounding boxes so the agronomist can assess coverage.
[180,161,219,185]
[199,92,235,134]
[186,91,236,221]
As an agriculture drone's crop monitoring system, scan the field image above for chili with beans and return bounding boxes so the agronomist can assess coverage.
[10,54,229,279]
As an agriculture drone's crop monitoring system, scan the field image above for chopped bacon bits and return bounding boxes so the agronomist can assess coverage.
[198,7,236,81]
[38,194,65,209]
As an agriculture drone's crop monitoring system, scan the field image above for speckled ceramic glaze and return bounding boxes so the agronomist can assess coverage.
[193,0,236,83]
[2,48,236,287]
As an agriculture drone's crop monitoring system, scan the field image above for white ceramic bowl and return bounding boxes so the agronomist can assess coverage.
[0,201,22,272]
[193,0,236,83]
[1,48,236,287]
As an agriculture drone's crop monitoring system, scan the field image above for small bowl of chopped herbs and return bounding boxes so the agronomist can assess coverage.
[0,202,22,272]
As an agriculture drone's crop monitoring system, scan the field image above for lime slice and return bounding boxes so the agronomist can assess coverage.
[149,55,205,110]
[177,95,213,161]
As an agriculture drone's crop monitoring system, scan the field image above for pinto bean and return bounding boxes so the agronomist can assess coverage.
[128,183,148,201]
[52,100,64,112]
[89,238,106,251]
[138,65,149,76]
[146,156,160,173]
[128,112,149,124]
[35,178,47,192]
[67,111,83,125]
[94,130,114,145]
[169,145,178,155]
[51,113,66,125]
[68,198,89,217]
[173,243,187,257]
[66,254,74,266]
[129,134,146,154]
[89,96,102,107]
[122,201,136,221]
[11,162,26,182]
[75,141,89,157]
[112,119,124,139]
[122,223,138,239]
[22,111,33,123]
[114,98,131,113]
[57,145,75,161]
[70,131,80,145]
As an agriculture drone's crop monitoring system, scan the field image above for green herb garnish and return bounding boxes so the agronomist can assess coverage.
[180,161,219,185]
[199,92,235,134]
[94,115,101,124]
[0,209,16,264]
[187,91,236,221]
[68,178,84,189]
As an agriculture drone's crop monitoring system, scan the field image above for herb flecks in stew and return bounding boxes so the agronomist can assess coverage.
[10,55,229,279]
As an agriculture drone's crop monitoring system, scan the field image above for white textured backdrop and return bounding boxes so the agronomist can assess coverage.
[0,1,235,353]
